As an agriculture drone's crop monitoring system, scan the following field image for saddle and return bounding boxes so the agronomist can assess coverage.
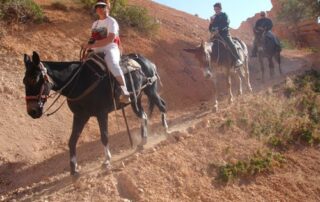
[210,36,243,56]
[264,31,281,50]
[256,31,281,50]
[80,52,142,102]
[85,52,141,74]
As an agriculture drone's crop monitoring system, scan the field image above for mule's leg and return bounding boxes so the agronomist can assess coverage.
[69,114,89,176]
[269,57,275,77]
[96,112,112,170]
[145,86,168,130]
[211,74,219,112]
[244,58,253,92]
[227,72,234,104]
[131,95,148,147]
[258,53,265,82]
[236,71,243,96]
[275,52,283,75]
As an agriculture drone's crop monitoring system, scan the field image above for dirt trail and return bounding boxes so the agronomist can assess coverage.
[0,0,319,201]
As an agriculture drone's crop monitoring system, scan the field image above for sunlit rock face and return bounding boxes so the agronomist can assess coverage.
[236,0,320,48]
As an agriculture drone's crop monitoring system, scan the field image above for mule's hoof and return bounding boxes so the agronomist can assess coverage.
[165,127,169,134]
[137,144,144,151]
[102,161,112,170]
[71,170,80,177]
[140,137,147,146]
[212,107,218,113]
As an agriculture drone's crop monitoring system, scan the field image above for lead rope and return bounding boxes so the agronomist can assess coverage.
[127,68,139,112]
[108,71,121,133]
[44,49,86,116]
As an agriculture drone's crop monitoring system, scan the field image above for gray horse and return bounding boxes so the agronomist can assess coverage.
[184,35,252,111]
[254,30,282,81]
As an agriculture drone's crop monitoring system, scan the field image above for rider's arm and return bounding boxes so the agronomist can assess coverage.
[218,13,229,31]
[209,15,217,32]
[87,18,118,49]
[265,19,273,31]
[89,33,115,48]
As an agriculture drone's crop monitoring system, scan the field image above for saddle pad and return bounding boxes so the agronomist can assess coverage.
[85,52,141,74]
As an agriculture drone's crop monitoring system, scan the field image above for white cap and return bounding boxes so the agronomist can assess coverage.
[95,2,107,7]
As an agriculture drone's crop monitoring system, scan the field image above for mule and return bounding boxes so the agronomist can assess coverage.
[184,35,252,111]
[23,51,168,175]
[254,30,282,81]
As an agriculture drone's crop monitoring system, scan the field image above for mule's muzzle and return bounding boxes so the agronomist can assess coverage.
[27,101,43,119]
[28,109,42,119]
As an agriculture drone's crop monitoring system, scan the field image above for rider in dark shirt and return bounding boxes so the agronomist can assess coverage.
[252,11,273,57]
[209,3,243,67]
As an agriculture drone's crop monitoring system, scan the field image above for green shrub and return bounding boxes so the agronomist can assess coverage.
[118,5,159,35]
[0,0,45,23]
[78,0,159,36]
[79,0,96,8]
[278,0,320,24]
[216,152,285,183]
[281,39,296,49]
[268,136,285,148]
[51,1,68,11]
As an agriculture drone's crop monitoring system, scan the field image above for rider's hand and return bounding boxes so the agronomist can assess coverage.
[81,43,93,50]
[212,30,219,36]
[81,43,88,49]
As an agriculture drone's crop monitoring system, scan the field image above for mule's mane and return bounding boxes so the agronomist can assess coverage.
[42,61,82,90]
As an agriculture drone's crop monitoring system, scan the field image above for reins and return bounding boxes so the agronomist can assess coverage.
[43,49,88,116]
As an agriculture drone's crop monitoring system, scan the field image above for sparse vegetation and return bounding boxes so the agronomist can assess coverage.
[0,0,45,23]
[240,70,320,147]
[51,1,68,11]
[79,0,95,8]
[277,0,320,24]
[216,151,285,183]
[281,39,296,50]
[117,5,159,35]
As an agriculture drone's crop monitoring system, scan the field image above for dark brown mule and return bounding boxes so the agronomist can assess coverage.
[23,52,168,175]
[254,30,282,81]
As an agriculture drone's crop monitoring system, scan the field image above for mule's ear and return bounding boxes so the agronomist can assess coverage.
[32,51,40,66]
[24,54,31,65]
[183,48,198,54]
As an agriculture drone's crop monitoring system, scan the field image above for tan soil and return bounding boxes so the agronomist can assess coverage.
[0,0,319,201]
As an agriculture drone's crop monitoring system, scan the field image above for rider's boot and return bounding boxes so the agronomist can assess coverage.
[115,76,131,104]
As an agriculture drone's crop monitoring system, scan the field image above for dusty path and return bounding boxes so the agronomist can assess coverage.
[1,48,317,201]
[0,0,319,201]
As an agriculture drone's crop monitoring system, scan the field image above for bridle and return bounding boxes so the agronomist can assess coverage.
[25,62,51,107]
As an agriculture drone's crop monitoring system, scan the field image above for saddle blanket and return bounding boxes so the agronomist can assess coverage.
[85,52,141,74]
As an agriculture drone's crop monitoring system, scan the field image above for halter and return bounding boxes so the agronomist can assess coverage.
[25,62,51,105]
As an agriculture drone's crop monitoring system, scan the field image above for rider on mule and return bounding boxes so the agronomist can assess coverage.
[251,11,277,57]
[209,2,243,68]
[82,0,130,103]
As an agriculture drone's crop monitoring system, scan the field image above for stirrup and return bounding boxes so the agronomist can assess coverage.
[119,86,131,104]
[119,94,131,104]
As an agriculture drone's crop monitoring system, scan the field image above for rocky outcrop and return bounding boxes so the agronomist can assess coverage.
[236,0,320,48]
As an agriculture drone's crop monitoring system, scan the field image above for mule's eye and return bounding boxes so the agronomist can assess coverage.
[24,75,39,86]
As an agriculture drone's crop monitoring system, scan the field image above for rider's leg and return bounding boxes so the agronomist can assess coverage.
[221,34,243,67]
[104,44,130,103]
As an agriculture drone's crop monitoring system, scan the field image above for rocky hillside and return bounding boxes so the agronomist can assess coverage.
[0,0,319,201]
